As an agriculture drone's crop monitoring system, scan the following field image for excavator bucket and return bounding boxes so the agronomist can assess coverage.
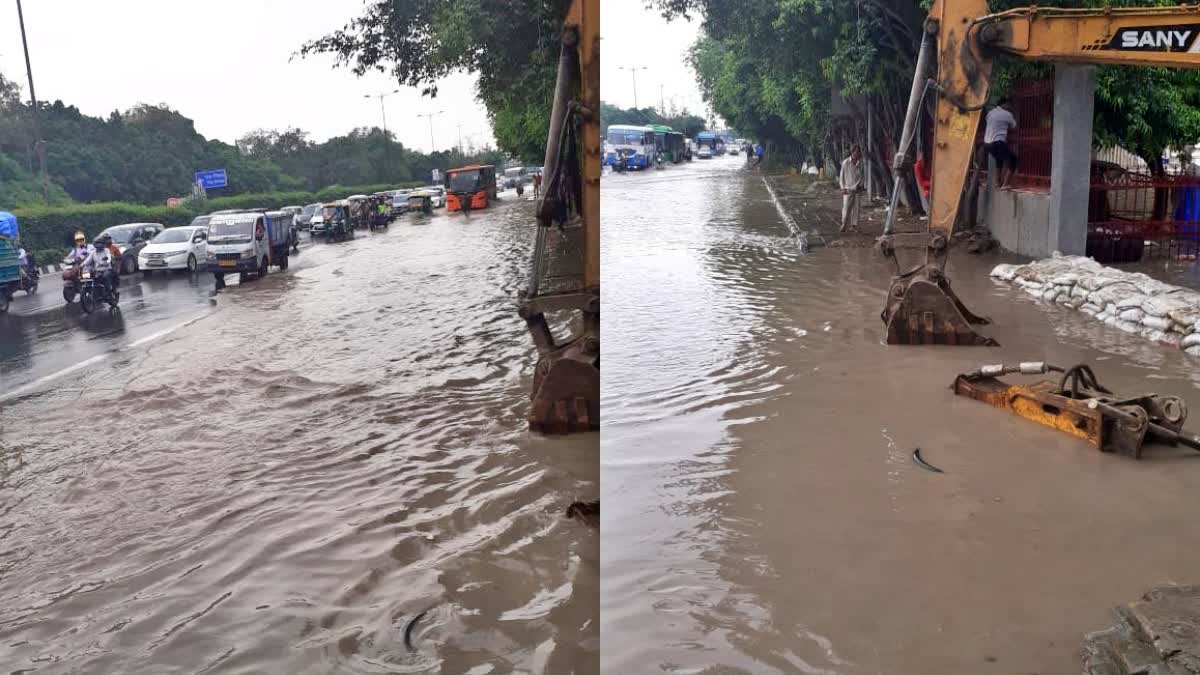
[529,335,599,434]
[882,270,998,346]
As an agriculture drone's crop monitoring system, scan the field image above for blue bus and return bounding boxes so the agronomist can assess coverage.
[696,132,726,156]
[606,124,656,170]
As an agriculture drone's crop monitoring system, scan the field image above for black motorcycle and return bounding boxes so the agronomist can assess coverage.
[17,257,38,295]
[79,267,119,313]
[289,224,300,253]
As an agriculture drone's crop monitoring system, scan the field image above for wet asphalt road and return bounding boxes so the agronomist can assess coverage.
[3,232,338,397]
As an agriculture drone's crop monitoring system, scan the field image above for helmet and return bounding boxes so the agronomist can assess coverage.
[73,231,86,244]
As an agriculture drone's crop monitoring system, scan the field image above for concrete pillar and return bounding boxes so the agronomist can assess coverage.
[1048,64,1095,256]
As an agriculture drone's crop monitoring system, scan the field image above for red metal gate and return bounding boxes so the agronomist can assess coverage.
[1087,168,1200,262]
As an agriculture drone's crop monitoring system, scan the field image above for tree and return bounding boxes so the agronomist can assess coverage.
[298,0,568,163]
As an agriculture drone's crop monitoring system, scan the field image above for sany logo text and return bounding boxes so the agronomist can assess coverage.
[1120,29,1193,49]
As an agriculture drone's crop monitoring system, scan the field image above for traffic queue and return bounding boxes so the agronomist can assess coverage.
[0,174,502,315]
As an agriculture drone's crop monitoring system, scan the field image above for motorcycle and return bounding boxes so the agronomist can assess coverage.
[289,224,300,253]
[78,266,119,313]
[17,257,38,295]
[61,257,83,304]
[458,192,473,218]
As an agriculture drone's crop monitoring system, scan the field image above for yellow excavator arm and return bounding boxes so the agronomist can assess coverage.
[519,0,600,434]
[880,0,1200,346]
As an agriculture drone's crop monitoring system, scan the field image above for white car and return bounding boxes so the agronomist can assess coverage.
[697,146,713,159]
[425,186,446,208]
[138,225,209,274]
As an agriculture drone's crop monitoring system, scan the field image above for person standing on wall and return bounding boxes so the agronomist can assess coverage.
[839,144,865,234]
[984,96,1019,189]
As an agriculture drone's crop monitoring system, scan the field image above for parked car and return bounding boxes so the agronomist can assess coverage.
[296,203,322,230]
[190,215,213,229]
[139,225,209,274]
[697,146,713,159]
[425,186,446,208]
[99,223,164,275]
[391,190,413,212]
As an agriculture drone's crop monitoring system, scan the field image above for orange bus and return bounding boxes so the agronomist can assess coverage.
[444,165,498,211]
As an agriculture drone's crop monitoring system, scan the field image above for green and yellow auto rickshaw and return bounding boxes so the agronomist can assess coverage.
[407,190,435,216]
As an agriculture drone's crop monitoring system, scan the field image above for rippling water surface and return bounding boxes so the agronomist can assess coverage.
[601,158,1200,674]
[1,203,598,674]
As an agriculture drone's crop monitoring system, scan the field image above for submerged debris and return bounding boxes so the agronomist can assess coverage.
[565,500,599,528]
[911,447,944,473]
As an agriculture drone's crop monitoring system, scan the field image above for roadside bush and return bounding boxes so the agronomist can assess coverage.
[11,182,427,261]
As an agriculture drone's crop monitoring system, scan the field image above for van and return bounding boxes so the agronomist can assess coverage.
[205,211,291,281]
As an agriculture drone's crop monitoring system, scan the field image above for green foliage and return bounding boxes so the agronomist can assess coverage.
[0,155,73,207]
[0,69,506,209]
[299,0,566,163]
[667,0,1200,175]
[599,102,708,138]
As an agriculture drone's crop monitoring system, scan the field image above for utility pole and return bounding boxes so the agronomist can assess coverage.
[16,0,47,204]
[417,111,444,153]
[619,65,647,110]
[364,89,399,180]
[456,122,463,152]
[659,84,665,116]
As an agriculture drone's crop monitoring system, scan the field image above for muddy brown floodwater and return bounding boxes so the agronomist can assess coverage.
[601,158,1200,674]
[0,202,598,674]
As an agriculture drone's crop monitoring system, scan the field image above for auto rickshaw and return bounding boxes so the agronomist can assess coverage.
[367,195,391,230]
[408,190,435,216]
[325,201,354,242]
[346,195,370,229]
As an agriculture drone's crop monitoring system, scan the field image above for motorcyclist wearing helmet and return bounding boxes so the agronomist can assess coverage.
[82,234,116,298]
[67,231,91,264]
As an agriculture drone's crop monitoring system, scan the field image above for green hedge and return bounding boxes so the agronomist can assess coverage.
[12,182,426,263]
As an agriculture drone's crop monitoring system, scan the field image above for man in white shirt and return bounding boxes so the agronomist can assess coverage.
[839,144,865,233]
[984,97,1018,188]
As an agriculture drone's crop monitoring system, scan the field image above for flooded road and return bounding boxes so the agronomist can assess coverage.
[1,203,598,674]
[601,157,1200,673]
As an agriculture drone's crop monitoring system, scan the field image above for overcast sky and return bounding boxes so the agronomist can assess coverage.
[600,0,713,122]
[0,0,496,152]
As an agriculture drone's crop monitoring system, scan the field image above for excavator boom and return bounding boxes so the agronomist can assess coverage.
[880,0,1200,346]
[519,0,600,433]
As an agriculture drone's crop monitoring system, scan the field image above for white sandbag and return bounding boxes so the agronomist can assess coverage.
[1063,296,1085,309]
[1088,283,1140,306]
[1187,345,1200,357]
[1080,303,1102,315]
[1105,303,1119,316]
[1142,315,1173,331]
[1140,327,1167,343]
[1117,320,1141,333]
[991,264,1020,280]
[1167,306,1200,329]
[1119,308,1145,323]
[1114,294,1152,310]
[1041,287,1061,302]
[1049,273,1082,286]
[1142,296,1189,317]
[1071,285,1090,299]
[1104,315,1121,326]
[1181,332,1200,349]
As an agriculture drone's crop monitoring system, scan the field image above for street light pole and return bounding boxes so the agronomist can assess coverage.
[619,65,647,110]
[417,111,444,153]
[15,0,47,204]
[659,83,665,116]
[364,89,399,181]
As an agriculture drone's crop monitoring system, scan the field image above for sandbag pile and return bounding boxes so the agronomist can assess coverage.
[991,253,1200,356]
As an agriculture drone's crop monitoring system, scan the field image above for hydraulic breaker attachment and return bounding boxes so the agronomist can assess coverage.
[952,362,1200,459]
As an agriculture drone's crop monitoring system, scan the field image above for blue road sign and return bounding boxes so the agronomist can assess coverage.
[194,169,228,189]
